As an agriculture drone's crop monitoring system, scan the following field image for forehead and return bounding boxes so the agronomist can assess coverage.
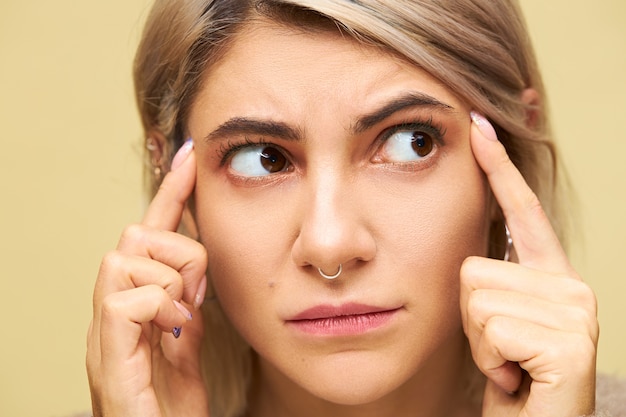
[190,18,466,125]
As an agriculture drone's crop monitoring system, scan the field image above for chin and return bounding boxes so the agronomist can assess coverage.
[312,382,400,406]
[286,349,422,406]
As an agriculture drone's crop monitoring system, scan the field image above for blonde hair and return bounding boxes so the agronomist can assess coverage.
[134,1,568,415]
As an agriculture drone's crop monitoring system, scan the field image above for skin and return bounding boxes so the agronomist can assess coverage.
[190,21,487,417]
[87,19,598,417]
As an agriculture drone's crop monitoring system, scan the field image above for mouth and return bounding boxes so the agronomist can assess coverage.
[286,303,402,336]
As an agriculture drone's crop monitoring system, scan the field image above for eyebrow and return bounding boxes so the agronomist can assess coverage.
[205,117,303,142]
[351,92,454,134]
[204,91,454,142]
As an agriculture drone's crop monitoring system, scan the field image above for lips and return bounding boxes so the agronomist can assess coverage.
[286,303,401,336]
[289,303,396,321]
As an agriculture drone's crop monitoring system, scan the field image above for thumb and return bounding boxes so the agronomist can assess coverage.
[482,377,530,417]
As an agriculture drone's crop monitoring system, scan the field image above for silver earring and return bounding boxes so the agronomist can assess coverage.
[318,264,342,280]
[503,224,513,262]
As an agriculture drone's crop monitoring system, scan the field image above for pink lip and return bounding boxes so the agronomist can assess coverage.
[286,303,401,336]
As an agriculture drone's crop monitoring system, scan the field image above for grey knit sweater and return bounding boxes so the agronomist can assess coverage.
[596,374,626,416]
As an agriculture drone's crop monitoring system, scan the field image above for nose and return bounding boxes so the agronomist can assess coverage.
[291,172,377,277]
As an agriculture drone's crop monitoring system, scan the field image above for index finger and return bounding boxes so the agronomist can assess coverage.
[142,139,197,231]
[469,112,572,275]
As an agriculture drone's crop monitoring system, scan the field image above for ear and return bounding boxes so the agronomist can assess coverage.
[520,88,541,130]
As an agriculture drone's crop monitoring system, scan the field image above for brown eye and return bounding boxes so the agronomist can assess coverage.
[382,129,436,162]
[230,144,289,177]
[260,146,288,173]
[411,133,433,157]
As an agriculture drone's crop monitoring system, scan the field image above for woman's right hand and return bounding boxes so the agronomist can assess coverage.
[87,141,210,417]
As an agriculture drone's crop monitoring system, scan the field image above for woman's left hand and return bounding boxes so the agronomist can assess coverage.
[460,113,599,417]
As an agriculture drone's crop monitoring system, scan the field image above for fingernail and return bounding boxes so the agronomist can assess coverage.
[470,111,498,142]
[172,327,182,338]
[173,300,193,321]
[193,275,208,310]
[170,138,194,171]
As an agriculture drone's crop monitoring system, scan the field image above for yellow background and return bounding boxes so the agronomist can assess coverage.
[0,1,624,415]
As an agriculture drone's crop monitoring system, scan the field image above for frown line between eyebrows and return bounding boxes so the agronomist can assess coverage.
[351,92,455,135]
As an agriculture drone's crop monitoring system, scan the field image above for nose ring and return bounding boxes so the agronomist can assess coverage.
[318,264,342,280]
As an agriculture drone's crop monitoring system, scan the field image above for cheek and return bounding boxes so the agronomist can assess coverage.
[192,171,289,335]
[375,153,490,321]
[375,154,490,271]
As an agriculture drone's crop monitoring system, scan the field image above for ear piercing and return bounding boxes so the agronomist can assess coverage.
[318,264,342,280]
[146,137,164,181]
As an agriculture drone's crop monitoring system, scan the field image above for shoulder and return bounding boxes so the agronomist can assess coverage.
[596,373,626,417]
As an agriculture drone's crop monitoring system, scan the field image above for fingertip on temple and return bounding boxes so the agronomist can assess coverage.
[470,111,498,142]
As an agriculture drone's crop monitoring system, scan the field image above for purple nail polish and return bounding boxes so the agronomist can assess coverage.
[172,327,182,338]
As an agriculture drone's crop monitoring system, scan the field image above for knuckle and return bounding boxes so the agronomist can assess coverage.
[575,286,600,340]
[100,294,126,321]
[184,239,207,266]
[466,290,486,323]
[191,241,209,269]
[196,241,209,265]
[119,223,148,247]
[563,279,599,322]
[177,241,209,284]
[464,293,490,342]
[161,271,184,299]
[142,283,166,299]
[100,285,169,323]
[568,306,597,338]
[569,306,589,326]
[99,250,127,275]
[482,315,508,344]
[95,251,128,297]
[460,256,482,285]
[577,283,598,315]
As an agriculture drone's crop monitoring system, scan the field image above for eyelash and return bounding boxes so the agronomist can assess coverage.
[215,117,446,167]
[217,137,277,166]
[378,117,446,147]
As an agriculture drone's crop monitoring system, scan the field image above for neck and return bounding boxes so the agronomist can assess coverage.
[247,333,483,417]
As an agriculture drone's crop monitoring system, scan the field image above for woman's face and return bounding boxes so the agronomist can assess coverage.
[188,21,490,405]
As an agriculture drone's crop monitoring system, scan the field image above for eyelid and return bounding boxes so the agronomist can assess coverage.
[368,117,446,170]
[379,117,446,145]
[215,117,445,168]
[217,137,287,167]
